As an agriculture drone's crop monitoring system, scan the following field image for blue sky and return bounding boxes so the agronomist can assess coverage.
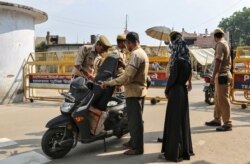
[3,0,250,45]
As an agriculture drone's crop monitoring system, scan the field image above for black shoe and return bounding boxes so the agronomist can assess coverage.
[123,141,132,149]
[205,120,221,126]
[216,125,232,132]
[124,149,143,155]
[157,138,163,143]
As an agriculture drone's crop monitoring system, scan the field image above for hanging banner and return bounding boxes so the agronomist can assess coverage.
[29,74,71,89]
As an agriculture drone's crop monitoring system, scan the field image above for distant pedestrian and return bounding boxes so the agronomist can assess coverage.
[205,28,232,131]
[160,31,194,162]
[151,62,162,71]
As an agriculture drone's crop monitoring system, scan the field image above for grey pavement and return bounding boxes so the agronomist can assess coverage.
[0,80,250,164]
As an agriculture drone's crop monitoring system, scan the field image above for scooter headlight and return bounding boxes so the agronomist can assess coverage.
[60,102,75,113]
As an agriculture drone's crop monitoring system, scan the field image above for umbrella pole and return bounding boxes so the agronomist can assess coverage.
[157,31,164,55]
[157,40,162,55]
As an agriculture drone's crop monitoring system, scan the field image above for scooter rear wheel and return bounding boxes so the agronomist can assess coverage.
[41,128,73,159]
[205,90,214,105]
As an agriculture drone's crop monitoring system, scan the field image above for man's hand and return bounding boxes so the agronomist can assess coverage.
[118,58,126,69]
[100,81,109,89]
[187,81,192,91]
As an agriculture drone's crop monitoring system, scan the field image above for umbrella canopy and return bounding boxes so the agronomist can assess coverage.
[145,26,171,41]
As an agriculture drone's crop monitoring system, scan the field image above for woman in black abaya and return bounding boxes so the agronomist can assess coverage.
[160,31,194,162]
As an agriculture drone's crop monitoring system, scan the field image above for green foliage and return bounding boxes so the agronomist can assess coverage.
[219,7,250,47]
[35,41,47,52]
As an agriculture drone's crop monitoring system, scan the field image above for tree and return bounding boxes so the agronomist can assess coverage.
[35,41,47,52]
[219,7,250,47]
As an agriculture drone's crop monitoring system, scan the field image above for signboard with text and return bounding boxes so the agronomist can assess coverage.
[29,74,71,89]
[234,74,250,90]
[148,71,168,87]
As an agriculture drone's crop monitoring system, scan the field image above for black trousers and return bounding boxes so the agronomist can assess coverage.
[126,97,144,152]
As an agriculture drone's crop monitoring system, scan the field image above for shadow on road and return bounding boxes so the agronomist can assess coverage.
[191,126,219,134]
[25,131,45,137]
[0,138,41,158]
[39,131,164,164]
[0,138,40,151]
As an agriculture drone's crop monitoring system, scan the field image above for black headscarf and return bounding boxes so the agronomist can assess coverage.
[169,35,191,70]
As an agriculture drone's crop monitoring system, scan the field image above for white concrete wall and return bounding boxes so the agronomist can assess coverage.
[0,8,35,103]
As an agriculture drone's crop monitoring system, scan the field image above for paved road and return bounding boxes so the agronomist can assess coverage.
[0,80,250,164]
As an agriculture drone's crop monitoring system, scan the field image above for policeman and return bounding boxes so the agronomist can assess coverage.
[116,34,128,64]
[101,32,149,155]
[72,35,112,79]
[205,28,232,131]
[112,34,128,92]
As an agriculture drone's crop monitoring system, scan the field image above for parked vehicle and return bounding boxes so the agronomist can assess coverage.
[203,71,215,105]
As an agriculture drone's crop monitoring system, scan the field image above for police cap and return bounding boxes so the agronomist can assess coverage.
[214,28,225,35]
[117,34,126,41]
[98,35,112,48]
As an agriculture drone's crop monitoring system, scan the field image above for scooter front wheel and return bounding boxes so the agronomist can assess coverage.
[41,128,73,159]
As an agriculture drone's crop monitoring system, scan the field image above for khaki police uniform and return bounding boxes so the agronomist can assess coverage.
[116,34,129,64]
[72,35,112,79]
[111,49,128,66]
[93,55,104,75]
[110,34,129,92]
[108,46,149,97]
[213,37,232,125]
[72,45,98,79]
[111,49,129,92]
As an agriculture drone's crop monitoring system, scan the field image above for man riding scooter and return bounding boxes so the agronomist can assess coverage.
[42,51,129,159]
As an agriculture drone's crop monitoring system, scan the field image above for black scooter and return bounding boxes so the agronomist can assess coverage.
[41,56,129,159]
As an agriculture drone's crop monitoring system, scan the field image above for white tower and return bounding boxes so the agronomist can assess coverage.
[0,1,48,104]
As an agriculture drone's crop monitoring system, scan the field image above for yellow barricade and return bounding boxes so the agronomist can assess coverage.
[23,49,170,104]
[23,52,76,102]
[146,56,169,105]
[230,46,250,109]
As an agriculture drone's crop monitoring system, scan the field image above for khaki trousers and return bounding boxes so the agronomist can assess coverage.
[214,72,232,125]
